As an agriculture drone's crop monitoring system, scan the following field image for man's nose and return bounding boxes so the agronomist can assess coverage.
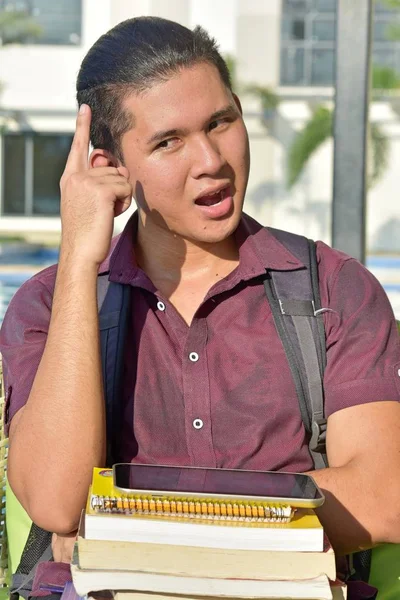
[190,135,226,178]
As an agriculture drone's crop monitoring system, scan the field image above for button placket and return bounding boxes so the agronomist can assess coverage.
[183,320,216,466]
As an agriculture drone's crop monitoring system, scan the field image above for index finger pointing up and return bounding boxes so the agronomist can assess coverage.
[64,104,92,175]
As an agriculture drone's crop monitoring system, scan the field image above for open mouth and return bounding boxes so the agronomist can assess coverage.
[195,186,230,207]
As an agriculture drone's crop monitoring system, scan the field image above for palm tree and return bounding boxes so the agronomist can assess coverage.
[244,83,280,115]
[287,99,391,189]
[224,53,280,119]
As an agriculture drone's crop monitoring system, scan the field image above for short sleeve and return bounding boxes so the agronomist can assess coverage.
[317,245,400,417]
[0,266,57,433]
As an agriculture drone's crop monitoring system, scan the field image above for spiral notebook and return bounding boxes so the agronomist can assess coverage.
[90,467,295,522]
[85,468,324,552]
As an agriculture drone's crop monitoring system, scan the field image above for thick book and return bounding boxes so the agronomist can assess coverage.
[78,517,335,581]
[71,554,334,599]
[112,584,347,600]
[85,470,323,552]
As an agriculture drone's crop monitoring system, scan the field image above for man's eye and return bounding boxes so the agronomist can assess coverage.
[209,118,230,131]
[155,138,177,150]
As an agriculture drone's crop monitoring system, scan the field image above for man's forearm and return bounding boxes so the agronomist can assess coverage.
[8,256,106,534]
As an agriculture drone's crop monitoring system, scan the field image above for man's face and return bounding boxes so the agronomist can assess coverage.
[120,62,250,244]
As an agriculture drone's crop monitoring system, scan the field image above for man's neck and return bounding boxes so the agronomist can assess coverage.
[134,217,240,298]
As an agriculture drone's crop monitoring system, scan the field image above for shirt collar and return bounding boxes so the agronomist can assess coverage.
[100,211,305,285]
[235,214,305,274]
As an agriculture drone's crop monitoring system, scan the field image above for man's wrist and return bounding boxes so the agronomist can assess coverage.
[57,249,101,281]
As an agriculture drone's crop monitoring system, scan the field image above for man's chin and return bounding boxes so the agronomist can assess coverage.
[186,217,241,246]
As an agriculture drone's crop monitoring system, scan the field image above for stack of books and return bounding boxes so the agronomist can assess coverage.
[71,468,347,600]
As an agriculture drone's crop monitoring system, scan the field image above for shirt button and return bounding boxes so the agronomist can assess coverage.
[193,418,203,429]
[189,352,199,362]
[157,301,166,311]
[398,369,400,377]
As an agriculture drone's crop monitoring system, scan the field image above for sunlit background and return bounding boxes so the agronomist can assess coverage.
[0,0,399,321]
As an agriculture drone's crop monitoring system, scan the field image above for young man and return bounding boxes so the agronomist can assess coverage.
[1,16,400,568]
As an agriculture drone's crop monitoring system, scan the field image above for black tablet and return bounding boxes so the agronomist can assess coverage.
[113,463,324,508]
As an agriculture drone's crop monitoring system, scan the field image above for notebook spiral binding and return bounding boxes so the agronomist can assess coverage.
[90,495,295,522]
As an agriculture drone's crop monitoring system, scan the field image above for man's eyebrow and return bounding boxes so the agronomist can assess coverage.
[146,103,238,146]
[209,104,238,122]
[146,127,189,146]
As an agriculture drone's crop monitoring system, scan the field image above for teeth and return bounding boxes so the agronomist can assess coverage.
[195,187,226,206]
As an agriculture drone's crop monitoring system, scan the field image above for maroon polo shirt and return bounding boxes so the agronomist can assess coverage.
[1,213,399,473]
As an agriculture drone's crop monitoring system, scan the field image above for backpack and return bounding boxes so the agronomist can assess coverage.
[9,228,372,599]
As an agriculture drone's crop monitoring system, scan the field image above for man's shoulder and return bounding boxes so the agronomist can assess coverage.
[25,263,58,293]
[18,233,124,299]
[314,239,365,290]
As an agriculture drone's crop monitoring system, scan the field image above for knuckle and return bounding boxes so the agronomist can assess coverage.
[69,172,83,186]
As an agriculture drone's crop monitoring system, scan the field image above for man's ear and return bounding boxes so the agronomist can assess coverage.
[89,148,119,169]
[233,93,243,116]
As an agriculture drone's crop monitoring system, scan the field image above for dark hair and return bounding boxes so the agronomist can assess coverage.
[76,16,232,161]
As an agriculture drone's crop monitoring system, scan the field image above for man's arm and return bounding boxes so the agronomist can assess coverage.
[6,105,132,534]
[311,400,400,556]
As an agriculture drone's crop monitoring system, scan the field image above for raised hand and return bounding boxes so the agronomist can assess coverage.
[59,104,133,266]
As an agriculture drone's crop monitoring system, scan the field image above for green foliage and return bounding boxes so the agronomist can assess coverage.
[0,10,42,45]
[385,22,400,40]
[379,0,400,9]
[0,235,25,243]
[379,0,400,40]
[223,53,279,113]
[369,121,390,187]
[288,106,332,189]
[372,65,400,90]
[288,106,389,190]
[244,84,280,112]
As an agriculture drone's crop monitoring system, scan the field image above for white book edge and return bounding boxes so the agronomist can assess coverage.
[71,564,333,600]
[85,515,323,552]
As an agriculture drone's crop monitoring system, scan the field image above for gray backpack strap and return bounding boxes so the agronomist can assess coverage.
[10,524,53,599]
[264,228,327,470]
[97,272,111,312]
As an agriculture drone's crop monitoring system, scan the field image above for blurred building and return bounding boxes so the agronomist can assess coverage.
[0,0,399,253]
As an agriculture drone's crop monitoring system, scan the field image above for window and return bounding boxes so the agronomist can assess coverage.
[0,0,82,45]
[1,133,72,216]
[312,19,336,42]
[280,0,336,86]
[372,2,400,74]
[280,0,400,86]
[280,47,305,84]
[33,136,71,215]
[311,48,334,84]
[282,17,306,41]
[314,0,336,12]
[3,136,25,215]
